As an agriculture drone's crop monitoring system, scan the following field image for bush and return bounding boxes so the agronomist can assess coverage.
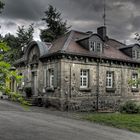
[120,100,140,114]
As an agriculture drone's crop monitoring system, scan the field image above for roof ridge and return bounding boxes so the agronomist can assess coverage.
[62,30,74,51]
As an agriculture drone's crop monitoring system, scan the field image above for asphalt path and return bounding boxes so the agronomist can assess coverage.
[0,100,140,140]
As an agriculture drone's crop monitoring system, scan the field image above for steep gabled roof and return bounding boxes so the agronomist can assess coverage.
[15,29,140,65]
[41,30,140,63]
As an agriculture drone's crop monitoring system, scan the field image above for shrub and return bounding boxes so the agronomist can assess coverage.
[120,100,140,114]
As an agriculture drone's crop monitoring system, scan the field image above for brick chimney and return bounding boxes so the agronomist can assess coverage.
[97,26,107,41]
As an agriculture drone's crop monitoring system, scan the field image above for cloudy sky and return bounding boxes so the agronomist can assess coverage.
[0,0,140,44]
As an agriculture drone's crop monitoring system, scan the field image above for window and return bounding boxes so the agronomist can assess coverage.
[132,50,140,59]
[97,43,102,52]
[80,69,89,88]
[132,73,138,89]
[106,71,114,88]
[49,69,54,87]
[137,51,140,59]
[89,41,95,51]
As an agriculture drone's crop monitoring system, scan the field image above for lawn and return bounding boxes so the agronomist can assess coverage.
[82,113,140,133]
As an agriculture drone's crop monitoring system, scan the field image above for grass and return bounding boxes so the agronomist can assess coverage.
[82,113,140,133]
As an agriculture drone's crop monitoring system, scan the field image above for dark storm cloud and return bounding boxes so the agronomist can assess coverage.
[2,0,46,20]
[0,0,140,43]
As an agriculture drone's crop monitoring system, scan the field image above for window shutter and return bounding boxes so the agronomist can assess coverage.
[46,69,49,87]
[113,71,115,88]
[54,68,58,88]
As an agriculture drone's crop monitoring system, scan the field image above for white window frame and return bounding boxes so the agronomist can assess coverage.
[132,50,137,59]
[97,42,102,52]
[89,41,95,51]
[80,69,89,88]
[106,71,114,88]
[49,69,54,87]
[132,73,138,89]
[137,51,140,59]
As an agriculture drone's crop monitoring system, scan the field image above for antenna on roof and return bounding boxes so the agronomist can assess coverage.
[103,0,106,26]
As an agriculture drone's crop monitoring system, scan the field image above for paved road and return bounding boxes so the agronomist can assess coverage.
[0,100,140,140]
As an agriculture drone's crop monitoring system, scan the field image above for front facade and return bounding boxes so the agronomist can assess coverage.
[13,26,140,111]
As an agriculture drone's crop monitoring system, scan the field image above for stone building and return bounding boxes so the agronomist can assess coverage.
[14,26,140,111]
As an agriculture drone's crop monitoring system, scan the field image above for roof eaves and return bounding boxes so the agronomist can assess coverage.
[40,50,140,64]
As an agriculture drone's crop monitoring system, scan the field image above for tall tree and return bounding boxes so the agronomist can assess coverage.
[0,2,30,105]
[40,5,70,42]
[0,1,4,31]
[4,24,34,62]
[16,24,34,53]
[17,24,34,47]
[0,0,4,14]
[3,33,18,63]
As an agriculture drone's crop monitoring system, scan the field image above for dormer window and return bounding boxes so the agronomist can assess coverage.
[97,43,102,52]
[132,50,137,59]
[89,41,95,51]
[89,41,102,53]
[132,50,140,59]
[137,51,140,59]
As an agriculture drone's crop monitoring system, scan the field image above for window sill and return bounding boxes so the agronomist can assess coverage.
[45,87,54,92]
[131,88,139,92]
[106,88,115,92]
[79,88,91,92]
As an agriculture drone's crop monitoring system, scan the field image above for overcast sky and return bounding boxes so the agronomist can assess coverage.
[0,0,140,44]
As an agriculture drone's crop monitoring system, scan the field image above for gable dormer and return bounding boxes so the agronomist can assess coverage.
[77,34,104,53]
[88,35,103,53]
[132,44,140,59]
[120,44,140,60]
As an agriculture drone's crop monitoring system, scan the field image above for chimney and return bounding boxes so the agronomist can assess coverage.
[97,26,107,41]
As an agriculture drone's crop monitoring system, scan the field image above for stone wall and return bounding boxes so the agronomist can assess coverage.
[15,57,140,111]
[59,59,140,111]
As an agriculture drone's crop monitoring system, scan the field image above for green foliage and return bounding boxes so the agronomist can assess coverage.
[0,41,30,106]
[2,33,19,63]
[2,24,34,62]
[16,24,34,47]
[40,5,70,42]
[119,101,140,114]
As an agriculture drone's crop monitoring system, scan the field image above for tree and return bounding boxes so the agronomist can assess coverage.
[2,24,34,62]
[0,1,30,106]
[0,1,4,30]
[40,5,70,42]
[135,33,140,42]
[17,24,34,49]
[16,24,34,57]
[2,33,18,63]
[0,0,4,13]
[0,41,30,106]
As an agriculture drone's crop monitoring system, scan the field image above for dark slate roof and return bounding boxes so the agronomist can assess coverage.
[40,30,140,64]
[76,33,104,42]
[15,29,140,65]
[119,43,140,50]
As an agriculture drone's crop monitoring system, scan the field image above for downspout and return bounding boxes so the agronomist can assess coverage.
[96,60,99,111]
